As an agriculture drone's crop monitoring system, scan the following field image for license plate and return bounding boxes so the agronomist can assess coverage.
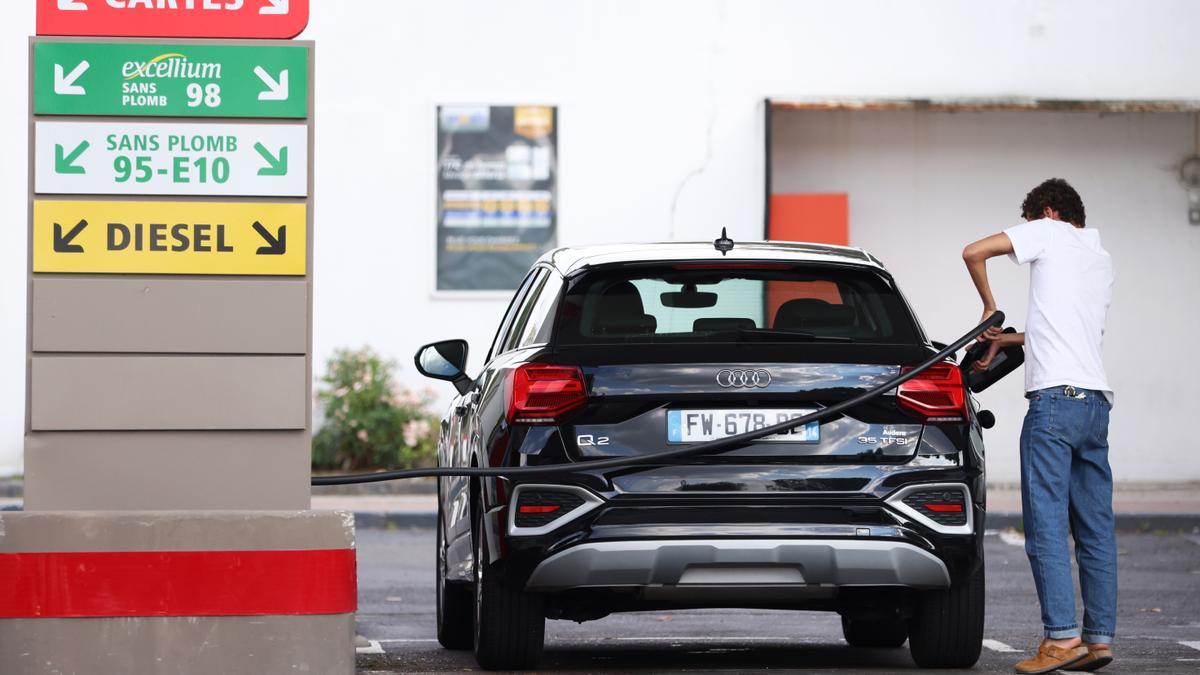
[666,409,820,444]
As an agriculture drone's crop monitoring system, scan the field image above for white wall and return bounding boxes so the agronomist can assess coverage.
[3,0,1199,477]
[1,1,35,476]
[772,108,1200,482]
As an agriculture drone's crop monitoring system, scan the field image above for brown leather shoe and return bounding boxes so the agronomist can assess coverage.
[1063,644,1113,671]
[1014,641,1089,674]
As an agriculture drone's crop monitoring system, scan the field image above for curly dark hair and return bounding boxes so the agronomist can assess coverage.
[1021,178,1086,226]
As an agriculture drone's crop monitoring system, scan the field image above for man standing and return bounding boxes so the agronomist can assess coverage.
[962,178,1116,674]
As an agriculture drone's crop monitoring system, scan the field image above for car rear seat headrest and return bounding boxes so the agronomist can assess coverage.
[593,281,658,336]
[774,298,855,330]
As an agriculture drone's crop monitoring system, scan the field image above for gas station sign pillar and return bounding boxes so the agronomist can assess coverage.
[1,5,356,673]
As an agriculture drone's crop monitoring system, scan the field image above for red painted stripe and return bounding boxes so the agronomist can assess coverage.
[36,0,310,39]
[0,549,356,618]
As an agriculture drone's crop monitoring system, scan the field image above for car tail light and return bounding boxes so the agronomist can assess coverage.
[885,483,973,534]
[672,263,794,270]
[509,485,604,534]
[513,489,586,528]
[507,364,587,424]
[897,362,968,423]
[899,488,969,527]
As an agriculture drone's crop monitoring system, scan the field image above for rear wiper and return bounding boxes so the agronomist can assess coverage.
[727,328,854,343]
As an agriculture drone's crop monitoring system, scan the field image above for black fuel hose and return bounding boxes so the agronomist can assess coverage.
[311,312,1004,486]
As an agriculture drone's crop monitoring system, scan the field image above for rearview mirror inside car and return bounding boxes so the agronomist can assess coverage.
[415,339,473,394]
[661,284,718,308]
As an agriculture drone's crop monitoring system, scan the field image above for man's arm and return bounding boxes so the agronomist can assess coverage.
[971,330,1025,372]
[962,233,1015,340]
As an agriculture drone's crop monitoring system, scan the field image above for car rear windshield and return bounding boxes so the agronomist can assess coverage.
[553,263,922,346]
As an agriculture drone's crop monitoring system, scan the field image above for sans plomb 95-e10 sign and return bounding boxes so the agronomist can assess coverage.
[35,121,308,197]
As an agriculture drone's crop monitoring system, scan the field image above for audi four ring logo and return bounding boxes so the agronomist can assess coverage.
[715,369,773,388]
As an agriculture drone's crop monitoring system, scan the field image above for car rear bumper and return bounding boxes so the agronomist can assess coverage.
[523,537,951,592]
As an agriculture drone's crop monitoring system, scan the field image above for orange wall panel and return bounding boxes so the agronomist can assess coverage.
[768,193,849,245]
[765,193,849,326]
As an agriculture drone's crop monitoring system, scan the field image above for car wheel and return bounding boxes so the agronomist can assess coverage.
[472,498,545,670]
[436,497,473,650]
[842,616,908,648]
[908,561,985,669]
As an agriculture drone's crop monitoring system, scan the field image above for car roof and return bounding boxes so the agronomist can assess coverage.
[540,241,888,276]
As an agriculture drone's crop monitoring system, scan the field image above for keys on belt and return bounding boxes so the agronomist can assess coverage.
[1026,386,1088,400]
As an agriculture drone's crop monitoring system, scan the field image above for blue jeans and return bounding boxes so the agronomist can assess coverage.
[1020,387,1117,645]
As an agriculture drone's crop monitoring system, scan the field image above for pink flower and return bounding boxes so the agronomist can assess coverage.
[403,419,431,447]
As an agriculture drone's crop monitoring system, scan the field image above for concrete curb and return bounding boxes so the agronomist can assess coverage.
[352,511,437,530]
[987,512,1200,533]
[349,511,1200,533]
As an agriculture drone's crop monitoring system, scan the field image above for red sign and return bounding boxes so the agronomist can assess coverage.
[37,0,310,39]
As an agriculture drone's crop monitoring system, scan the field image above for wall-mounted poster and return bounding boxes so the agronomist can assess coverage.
[437,105,558,291]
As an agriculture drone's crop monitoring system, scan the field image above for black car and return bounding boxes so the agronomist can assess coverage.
[416,240,1001,670]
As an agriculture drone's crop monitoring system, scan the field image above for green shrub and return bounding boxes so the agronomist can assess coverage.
[312,347,439,471]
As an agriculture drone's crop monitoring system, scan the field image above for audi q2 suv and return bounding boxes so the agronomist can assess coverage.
[416,240,994,670]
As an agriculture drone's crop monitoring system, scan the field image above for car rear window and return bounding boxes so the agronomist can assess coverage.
[553,263,921,345]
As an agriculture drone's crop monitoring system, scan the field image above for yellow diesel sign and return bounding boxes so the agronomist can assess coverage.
[33,200,306,275]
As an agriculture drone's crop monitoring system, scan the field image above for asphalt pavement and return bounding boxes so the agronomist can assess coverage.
[354,528,1200,674]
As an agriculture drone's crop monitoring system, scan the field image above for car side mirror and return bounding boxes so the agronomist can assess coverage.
[415,340,473,395]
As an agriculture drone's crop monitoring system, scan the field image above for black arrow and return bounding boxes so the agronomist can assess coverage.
[252,221,287,255]
[54,219,87,253]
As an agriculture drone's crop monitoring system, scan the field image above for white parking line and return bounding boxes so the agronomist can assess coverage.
[998,529,1026,547]
[355,639,384,654]
[373,636,807,644]
[611,636,793,642]
[982,639,1021,653]
[1181,640,1200,651]
[371,635,1040,649]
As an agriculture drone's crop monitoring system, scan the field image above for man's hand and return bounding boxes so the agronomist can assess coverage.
[971,339,1004,372]
[978,308,1003,342]
[971,331,1025,372]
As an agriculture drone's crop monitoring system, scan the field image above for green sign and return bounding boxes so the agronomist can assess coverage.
[34,41,308,119]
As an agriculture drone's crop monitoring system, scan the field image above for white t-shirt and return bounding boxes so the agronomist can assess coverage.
[1004,218,1114,404]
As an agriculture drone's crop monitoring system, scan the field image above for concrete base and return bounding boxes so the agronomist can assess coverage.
[0,511,357,675]
[0,614,355,675]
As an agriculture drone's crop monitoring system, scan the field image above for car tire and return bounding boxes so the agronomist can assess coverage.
[436,497,473,650]
[472,499,545,670]
[908,561,985,669]
[842,616,908,648]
